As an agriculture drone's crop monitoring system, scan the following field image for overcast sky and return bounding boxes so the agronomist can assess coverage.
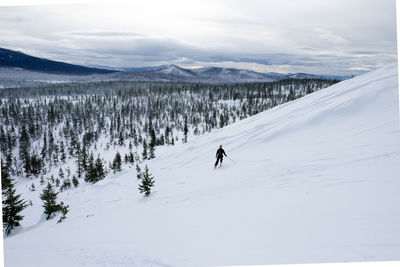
[0,0,397,75]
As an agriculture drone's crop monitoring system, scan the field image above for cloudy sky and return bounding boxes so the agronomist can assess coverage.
[0,0,397,75]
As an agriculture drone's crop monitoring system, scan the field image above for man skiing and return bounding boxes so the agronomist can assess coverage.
[214,145,227,168]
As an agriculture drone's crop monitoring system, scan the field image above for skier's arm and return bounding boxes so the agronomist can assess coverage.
[223,150,227,156]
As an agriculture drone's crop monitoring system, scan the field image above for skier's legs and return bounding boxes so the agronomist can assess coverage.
[214,156,223,167]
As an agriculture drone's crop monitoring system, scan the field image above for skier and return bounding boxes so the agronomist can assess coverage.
[214,145,227,168]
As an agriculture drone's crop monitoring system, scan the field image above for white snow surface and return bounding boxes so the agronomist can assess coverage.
[4,65,400,266]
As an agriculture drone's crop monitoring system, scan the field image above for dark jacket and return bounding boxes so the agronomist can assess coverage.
[216,148,227,158]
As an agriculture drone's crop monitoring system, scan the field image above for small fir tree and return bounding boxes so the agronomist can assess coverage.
[183,116,188,143]
[85,153,96,183]
[128,152,135,164]
[95,155,106,180]
[136,164,142,180]
[29,183,35,191]
[40,176,45,185]
[60,141,66,162]
[58,167,64,179]
[40,182,62,220]
[57,202,69,223]
[138,165,155,197]
[30,153,42,176]
[72,175,79,187]
[2,162,28,236]
[142,140,148,160]
[66,167,71,177]
[149,124,156,159]
[60,179,71,191]
[112,152,122,173]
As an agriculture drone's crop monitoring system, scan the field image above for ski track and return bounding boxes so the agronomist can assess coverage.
[4,65,400,267]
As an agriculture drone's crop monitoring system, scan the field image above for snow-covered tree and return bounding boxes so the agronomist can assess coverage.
[138,165,155,197]
[2,162,28,236]
[40,182,62,220]
[112,152,122,173]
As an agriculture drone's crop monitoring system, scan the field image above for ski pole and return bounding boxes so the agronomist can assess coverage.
[227,155,237,164]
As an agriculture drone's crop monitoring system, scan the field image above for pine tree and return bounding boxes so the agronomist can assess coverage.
[136,164,142,180]
[80,147,88,172]
[76,145,83,178]
[138,165,155,197]
[52,144,59,165]
[2,162,28,236]
[128,152,134,163]
[60,178,71,191]
[40,176,45,185]
[219,114,225,128]
[23,153,31,177]
[40,182,62,220]
[57,202,69,223]
[29,183,35,191]
[84,153,96,183]
[72,176,79,187]
[142,140,148,160]
[30,153,42,176]
[66,167,71,177]
[149,121,156,159]
[183,116,188,143]
[149,140,155,159]
[164,126,170,144]
[129,140,133,151]
[19,125,30,161]
[112,152,122,173]
[95,155,106,181]
[41,133,47,160]
[60,141,66,162]
[58,168,64,179]
[133,128,138,147]
[118,131,124,146]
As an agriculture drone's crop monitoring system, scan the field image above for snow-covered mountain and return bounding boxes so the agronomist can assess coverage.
[0,48,348,87]
[114,65,343,83]
[284,72,322,79]
[190,66,277,82]
[113,64,278,83]
[158,64,194,77]
[4,65,399,266]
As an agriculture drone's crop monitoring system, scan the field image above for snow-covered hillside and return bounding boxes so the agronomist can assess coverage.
[4,65,400,266]
[191,66,277,82]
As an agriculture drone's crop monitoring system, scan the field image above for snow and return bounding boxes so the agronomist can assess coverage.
[159,64,194,78]
[4,65,400,266]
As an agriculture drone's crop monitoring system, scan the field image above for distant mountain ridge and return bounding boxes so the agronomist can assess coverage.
[0,47,350,84]
[0,47,116,75]
[116,64,348,83]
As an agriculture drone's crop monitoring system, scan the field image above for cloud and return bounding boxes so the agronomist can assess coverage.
[314,28,350,44]
[0,1,397,76]
[65,31,147,37]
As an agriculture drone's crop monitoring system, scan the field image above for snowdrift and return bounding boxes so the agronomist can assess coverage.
[4,65,400,267]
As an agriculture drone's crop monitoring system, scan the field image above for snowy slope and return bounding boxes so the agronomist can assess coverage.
[4,65,400,267]
[159,64,195,77]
